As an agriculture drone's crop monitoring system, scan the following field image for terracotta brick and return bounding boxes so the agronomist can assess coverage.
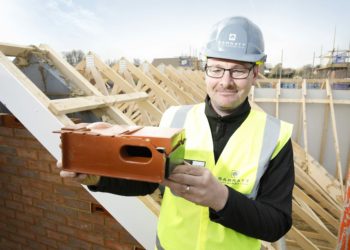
[54,185,78,198]
[0,145,16,155]
[0,114,24,128]
[47,229,68,242]
[3,137,25,147]
[17,227,36,240]
[37,234,58,248]
[18,168,40,178]
[105,217,125,231]
[56,224,76,236]
[5,156,26,167]
[6,182,23,195]
[57,244,75,250]
[92,244,111,250]
[68,236,92,249]
[5,200,24,211]
[92,223,118,236]
[14,128,34,139]
[67,217,93,231]
[29,224,46,236]
[0,188,12,200]
[0,228,8,238]
[8,233,28,245]
[27,159,52,172]
[0,206,16,218]
[6,217,26,229]
[26,240,47,250]
[24,205,44,217]
[39,172,62,184]
[76,230,104,245]
[33,198,56,212]
[0,164,18,175]
[55,205,79,217]
[0,238,21,250]
[44,211,67,224]
[0,127,13,136]
[50,163,61,174]
[79,211,105,226]
[25,139,44,149]
[16,211,35,224]
[0,221,17,234]
[17,148,38,160]
[42,191,59,202]
[0,177,9,187]
[63,178,84,187]
[11,175,28,186]
[28,179,53,192]
[38,150,55,161]
[13,193,33,205]
[77,189,96,202]
[120,231,139,245]
[104,239,135,250]
[22,187,42,199]
[35,218,56,231]
[0,154,6,164]
[64,198,91,212]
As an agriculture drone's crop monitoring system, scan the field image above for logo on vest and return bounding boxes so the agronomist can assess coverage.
[217,170,250,185]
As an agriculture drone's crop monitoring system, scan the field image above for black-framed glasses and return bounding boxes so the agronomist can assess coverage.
[205,64,255,79]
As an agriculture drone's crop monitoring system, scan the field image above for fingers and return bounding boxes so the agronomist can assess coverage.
[162,178,193,196]
[60,170,77,178]
[171,164,205,176]
[168,165,206,187]
[57,161,62,169]
[86,122,113,130]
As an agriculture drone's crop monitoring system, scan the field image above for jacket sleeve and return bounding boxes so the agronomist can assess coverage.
[209,139,294,242]
[88,177,159,196]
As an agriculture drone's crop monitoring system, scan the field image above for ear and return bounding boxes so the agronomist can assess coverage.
[252,65,259,79]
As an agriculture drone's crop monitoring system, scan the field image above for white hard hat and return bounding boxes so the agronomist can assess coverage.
[205,16,267,64]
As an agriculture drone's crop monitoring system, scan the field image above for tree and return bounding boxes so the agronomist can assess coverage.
[62,50,85,66]
[268,63,282,78]
[295,64,313,79]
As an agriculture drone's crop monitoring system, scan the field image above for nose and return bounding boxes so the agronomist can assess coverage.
[220,70,234,88]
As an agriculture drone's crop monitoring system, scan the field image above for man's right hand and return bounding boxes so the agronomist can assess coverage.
[57,161,101,186]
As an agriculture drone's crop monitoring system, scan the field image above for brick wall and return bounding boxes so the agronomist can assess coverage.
[0,115,144,250]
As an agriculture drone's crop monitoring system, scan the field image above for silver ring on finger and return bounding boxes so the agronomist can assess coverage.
[185,185,190,192]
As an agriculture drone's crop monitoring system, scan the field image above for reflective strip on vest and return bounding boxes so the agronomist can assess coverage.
[246,115,280,199]
[156,234,165,250]
[170,105,193,128]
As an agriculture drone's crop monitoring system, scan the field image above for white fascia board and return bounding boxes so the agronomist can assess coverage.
[0,63,64,159]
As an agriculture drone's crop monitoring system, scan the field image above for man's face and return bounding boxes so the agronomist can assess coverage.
[205,58,258,116]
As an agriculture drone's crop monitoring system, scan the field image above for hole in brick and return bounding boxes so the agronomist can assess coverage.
[90,203,111,217]
[120,145,152,163]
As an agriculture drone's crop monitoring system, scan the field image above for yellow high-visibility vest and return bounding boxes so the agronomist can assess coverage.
[157,103,293,250]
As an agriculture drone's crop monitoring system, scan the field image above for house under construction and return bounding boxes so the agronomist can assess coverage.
[0,42,349,250]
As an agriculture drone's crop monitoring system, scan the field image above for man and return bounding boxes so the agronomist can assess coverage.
[59,16,294,250]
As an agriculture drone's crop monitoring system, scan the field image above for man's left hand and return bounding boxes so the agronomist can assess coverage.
[162,164,229,211]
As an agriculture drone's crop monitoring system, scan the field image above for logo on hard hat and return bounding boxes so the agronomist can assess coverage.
[228,33,236,41]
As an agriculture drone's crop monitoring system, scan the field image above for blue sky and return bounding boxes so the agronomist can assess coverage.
[0,0,349,68]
